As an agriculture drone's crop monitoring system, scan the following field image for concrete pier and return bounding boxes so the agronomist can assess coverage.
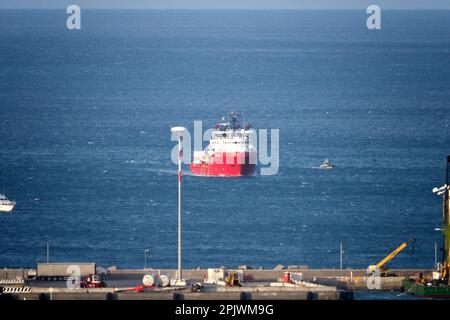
[0,267,431,300]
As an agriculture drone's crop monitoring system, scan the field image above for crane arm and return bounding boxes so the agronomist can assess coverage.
[376,238,415,269]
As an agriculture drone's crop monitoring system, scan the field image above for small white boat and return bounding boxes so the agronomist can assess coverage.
[319,159,333,169]
[0,193,15,213]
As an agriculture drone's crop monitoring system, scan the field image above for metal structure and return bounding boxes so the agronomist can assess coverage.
[46,241,49,263]
[402,156,450,297]
[368,238,415,275]
[171,126,187,281]
[433,155,450,283]
[144,249,149,270]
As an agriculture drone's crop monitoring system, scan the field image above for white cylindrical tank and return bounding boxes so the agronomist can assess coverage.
[143,274,155,287]
[159,274,170,287]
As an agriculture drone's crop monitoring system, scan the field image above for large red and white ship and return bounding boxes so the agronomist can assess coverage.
[190,112,256,177]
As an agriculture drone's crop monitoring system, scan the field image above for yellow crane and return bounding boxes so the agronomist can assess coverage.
[368,238,415,275]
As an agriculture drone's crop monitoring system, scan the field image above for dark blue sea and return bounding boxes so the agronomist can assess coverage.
[0,10,449,270]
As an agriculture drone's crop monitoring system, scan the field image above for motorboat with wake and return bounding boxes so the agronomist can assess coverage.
[0,193,15,213]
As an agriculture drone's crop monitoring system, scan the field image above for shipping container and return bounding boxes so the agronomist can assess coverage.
[36,263,96,281]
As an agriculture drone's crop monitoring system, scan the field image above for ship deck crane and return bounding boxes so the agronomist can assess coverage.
[368,238,415,275]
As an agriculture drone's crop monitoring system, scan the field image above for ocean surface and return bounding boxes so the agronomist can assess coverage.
[0,10,449,270]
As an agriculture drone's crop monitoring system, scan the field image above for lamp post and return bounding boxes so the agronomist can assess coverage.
[144,249,149,270]
[435,242,438,270]
[171,126,187,282]
[432,155,450,281]
[432,184,449,267]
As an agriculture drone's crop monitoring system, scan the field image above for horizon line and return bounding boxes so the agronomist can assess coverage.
[1,8,450,11]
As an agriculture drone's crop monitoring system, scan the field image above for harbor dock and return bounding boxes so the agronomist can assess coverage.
[0,267,432,300]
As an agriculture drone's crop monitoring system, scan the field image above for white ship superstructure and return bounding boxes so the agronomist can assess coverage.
[190,112,257,177]
[0,194,15,212]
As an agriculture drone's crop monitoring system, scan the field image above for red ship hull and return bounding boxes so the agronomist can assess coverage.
[190,152,255,177]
